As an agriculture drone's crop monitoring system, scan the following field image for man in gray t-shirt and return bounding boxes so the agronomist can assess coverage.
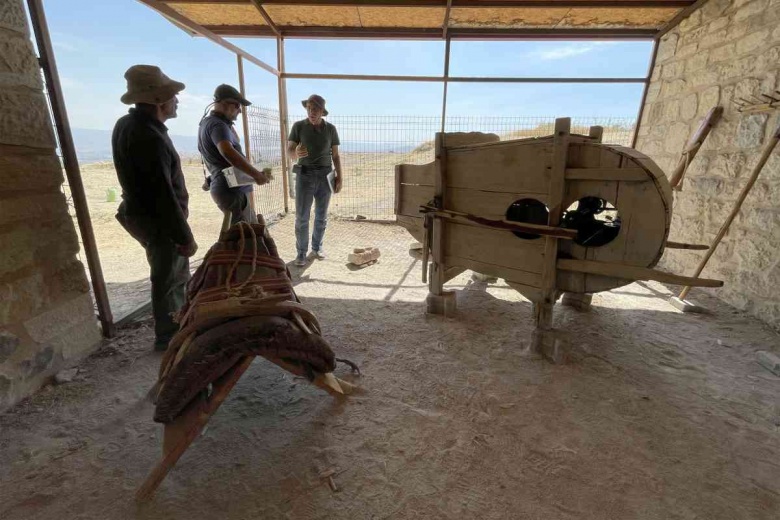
[287,94,343,266]
[198,84,271,225]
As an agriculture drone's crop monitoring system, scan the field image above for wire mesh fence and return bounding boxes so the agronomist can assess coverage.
[246,108,636,221]
[246,106,287,223]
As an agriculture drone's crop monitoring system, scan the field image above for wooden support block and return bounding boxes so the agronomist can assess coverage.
[561,292,592,311]
[426,290,457,316]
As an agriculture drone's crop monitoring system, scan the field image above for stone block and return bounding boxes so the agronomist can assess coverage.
[675,43,699,59]
[736,29,770,55]
[656,33,679,62]
[54,318,101,360]
[773,25,780,43]
[717,56,759,80]
[0,90,56,149]
[33,219,81,271]
[698,86,721,115]
[0,192,70,228]
[679,9,702,31]
[680,26,707,49]
[664,122,691,154]
[23,292,95,344]
[662,61,686,80]
[681,93,698,121]
[727,21,751,41]
[710,152,747,179]
[709,44,736,63]
[426,290,457,317]
[736,114,768,148]
[734,0,769,22]
[561,292,592,311]
[686,52,709,73]
[663,99,680,121]
[0,226,35,277]
[0,273,46,326]
[43,260,91,303]
[0,36,42,90]
[707,16,730,34]
[0,0,28,34]
[699,28,729,50]
[0,330,19,363]
[662,79,689,97]
[646,82,662,104]
[689,177,725,197]
[0,147,64,192]
[701,0,733,18]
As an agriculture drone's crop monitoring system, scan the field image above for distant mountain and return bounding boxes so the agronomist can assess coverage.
[71,127,417,165]
[71,128,200,164]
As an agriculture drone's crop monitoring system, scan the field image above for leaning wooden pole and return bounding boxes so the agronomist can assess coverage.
[277,36,290,213]
[27,0,116,337]
[679,122,780,300]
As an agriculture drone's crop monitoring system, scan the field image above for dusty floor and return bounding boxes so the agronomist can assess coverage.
[2,219,780,519]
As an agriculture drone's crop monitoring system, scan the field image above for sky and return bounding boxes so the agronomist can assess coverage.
[42,0,653,138]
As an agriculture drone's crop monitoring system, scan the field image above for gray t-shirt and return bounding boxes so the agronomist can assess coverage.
[198,111,251,193]
[288,119,340,169]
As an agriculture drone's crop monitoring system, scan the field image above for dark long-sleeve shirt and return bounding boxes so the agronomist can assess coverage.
[111,108,193,246]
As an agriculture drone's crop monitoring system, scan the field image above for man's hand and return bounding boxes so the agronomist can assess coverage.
[251,169,271,186]
[262,167,274,182]
[295,143,308,158]
[176,241,198,258]
[334,173,343,194]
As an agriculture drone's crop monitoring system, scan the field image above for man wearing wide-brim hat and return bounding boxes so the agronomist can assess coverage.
[198,84,271,225]
[112,64,197,351]
[286,94,343,267]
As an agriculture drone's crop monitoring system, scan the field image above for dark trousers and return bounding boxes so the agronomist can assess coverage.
[209,174,257,225]
[145,239,190,343]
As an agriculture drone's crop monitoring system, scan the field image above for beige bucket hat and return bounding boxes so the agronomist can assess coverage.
[120,65,185,105]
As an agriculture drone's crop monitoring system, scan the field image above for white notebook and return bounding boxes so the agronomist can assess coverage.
[222,162,270,188]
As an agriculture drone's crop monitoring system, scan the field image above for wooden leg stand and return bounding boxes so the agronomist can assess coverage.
[136,355,353,502]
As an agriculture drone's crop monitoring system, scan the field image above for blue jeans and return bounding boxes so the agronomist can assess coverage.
[295,168,332,255]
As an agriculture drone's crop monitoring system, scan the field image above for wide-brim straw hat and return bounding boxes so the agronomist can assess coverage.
[301,94,328,116]
[120,65,185,105]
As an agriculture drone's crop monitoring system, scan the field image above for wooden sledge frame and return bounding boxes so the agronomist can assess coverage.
[136,212,354,501]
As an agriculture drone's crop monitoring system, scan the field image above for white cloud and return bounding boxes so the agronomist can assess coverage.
[176,91,212,110]
[532,41,617,61]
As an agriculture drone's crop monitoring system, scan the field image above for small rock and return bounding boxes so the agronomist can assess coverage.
[756,351,780,376]
[54,368,79,384]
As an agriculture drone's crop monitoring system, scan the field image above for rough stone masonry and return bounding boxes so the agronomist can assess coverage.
[0,0,101,409]
[635,0,780,328]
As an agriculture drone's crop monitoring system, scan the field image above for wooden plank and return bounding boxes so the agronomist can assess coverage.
[444,255,542,288]
[137,355,254,501]
[666,241,707,250]
[536,118,570,325]
[428,208,577,239]
[396,215,424,243]
[557,259,723,288]
[397,162,436,186]
[446,141,552,193]
[430,133,447,296]
[446,187,548,221]
[444,221,547,274]
[398,183,434,217]
[564,167,649,181]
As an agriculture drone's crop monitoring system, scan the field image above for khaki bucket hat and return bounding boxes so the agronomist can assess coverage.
[120,65,185,105]
[301,94,328,116]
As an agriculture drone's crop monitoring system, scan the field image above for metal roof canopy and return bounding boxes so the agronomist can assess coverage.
[136,0,708,211]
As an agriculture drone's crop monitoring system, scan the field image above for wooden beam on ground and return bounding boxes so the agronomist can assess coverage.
[27,0,116,337]
[136,0,279,75]
[558,259,724,288]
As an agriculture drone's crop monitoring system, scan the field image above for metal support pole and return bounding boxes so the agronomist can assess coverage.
[441,37,451,133]
[237,54,257,217]
[632,38,659,148]
[27,0,116,337]
[277,36,290,213]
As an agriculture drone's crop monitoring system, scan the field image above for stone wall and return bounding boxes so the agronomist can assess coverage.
[0,0,101,409]
[635,0,780,327]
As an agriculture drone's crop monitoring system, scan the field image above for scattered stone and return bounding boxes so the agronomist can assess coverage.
[756,351,780,376]
[348,247,380,266]
[471,272,498,283]
[54,368,79,385]
[669,296,708,313]
[354,214,366,221]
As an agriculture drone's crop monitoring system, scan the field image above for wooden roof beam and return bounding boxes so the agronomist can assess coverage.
[136,0,279,75]
[249,1,282,38]
[204,25,658,40]
[164,0,694,7]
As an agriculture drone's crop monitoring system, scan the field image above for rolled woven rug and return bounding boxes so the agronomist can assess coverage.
[153,220,339,423]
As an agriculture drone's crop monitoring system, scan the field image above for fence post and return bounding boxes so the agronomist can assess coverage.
[277,36,290,213]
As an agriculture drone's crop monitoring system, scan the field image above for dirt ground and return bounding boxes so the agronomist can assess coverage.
[2,216,780,519]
